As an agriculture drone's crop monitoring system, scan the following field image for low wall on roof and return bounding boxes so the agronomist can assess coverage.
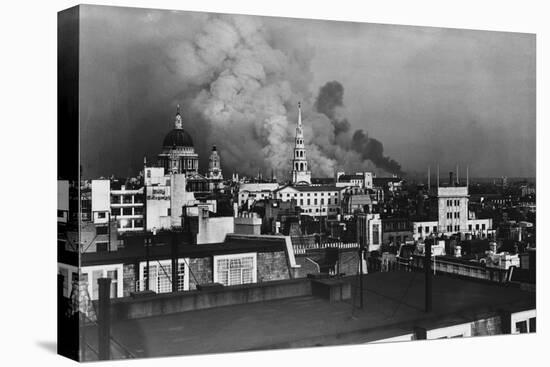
[109,278,313,321]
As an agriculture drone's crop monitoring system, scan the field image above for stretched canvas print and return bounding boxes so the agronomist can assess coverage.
[57,4,536,362]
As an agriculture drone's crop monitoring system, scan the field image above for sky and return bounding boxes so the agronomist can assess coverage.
[78,5,535,179]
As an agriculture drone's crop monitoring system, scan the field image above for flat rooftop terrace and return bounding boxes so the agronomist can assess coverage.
[83,271,535,360]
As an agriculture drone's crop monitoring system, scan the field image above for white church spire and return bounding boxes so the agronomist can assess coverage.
[291,101,311,185]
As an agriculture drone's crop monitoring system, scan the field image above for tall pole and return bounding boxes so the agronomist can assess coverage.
[428,166,431,191]
[425,239,432,312]
[97,278,111,361]
[145,235,150,291]
[357,215,365,309]
[171,232,178,293]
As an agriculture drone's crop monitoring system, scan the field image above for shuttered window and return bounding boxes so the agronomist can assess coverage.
[214,253,257,286]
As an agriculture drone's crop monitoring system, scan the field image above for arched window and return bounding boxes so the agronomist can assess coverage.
[300,163,304,171]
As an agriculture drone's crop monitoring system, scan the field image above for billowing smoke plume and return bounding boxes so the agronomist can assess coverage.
[83,13,401,179]
[169,15,401,178]
[167,15,308,177]
[314,81,402,175]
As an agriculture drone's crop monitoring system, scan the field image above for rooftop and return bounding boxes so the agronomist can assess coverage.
[83,271,534,359]
[277,185,343,192]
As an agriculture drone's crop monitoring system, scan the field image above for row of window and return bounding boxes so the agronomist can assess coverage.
[446,212,461,219]
[294,162,307,171]
[111,207,144,216]
[515,318,536,334]
[446,199,461,207]
[469,223,486,231]
[299,198,338,206]
[111,194,144,204]
[282,192,338,197]
[118,218,144,229]
[383,221,409,231]
[302,207,338,213]
[418,226,438,234]
[417,222,487,234]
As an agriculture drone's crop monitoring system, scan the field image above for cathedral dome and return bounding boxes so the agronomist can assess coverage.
[162,129,194,148]
[162,104,194,148]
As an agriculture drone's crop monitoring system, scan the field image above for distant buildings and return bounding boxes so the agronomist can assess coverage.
[275,185,344,217]
[413,175,493,241]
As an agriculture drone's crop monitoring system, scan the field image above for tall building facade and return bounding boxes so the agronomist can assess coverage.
[291,102,311,185]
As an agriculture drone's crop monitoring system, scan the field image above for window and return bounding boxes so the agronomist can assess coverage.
[529,317,536,332]
[123,195,132,204]
[476,224,480,230]
[122,207,132,216]
[515,321,528,334]
[106,270,118,298]
[314,199,318,205]
[167,208,171,216]
[96,242,108,252]
[57,210,64,218]
[307,199,310,205]
[433,226,437,233]
[214,253,257,286]
[372,224,380,245]
[321,198,324,205]
[482,223,486,230]
[96,226,108,235]
[418,227,423,234]
[328,198,331,205]
[469,224,472,231]
[97,212,106,219]
[139,259,189,293]
[82,264,123,300]
[334,198,338,205]
[425,226,430,233]
[300,199,303,205]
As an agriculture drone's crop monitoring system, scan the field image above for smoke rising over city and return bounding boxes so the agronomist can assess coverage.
[79,6,535,179]
[314,81,402,174]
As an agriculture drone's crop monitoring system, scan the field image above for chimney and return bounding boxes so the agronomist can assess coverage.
[449,171,453,186]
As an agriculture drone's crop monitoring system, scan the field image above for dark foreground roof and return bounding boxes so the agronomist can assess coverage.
[83,271,534,359]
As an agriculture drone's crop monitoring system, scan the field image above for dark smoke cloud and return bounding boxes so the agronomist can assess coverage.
[314,81,402,175]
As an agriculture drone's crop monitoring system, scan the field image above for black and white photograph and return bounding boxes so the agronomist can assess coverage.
[3,1,548,366]
[55,3,538,362]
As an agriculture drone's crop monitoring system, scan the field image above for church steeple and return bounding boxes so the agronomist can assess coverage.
[291,101,311,185]
[298,101,302,127]
[174,104,183,129]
